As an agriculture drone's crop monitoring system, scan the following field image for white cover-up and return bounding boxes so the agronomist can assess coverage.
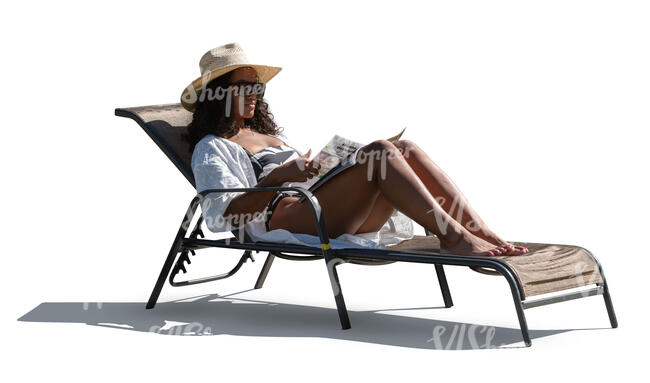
[191,134,414,249]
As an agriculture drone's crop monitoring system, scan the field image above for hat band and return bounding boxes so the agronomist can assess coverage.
[200,56,250,74]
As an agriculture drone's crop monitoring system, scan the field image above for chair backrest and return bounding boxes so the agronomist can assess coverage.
[116,103,255,242]
[115,103,195,187]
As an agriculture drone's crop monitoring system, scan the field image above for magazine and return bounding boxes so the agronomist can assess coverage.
[291,127,406,202]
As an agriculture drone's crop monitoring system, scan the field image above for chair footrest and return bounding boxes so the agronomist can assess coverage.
[169,250,254,287]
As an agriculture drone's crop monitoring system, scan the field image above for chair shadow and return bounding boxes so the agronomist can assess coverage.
[18,291,589,350]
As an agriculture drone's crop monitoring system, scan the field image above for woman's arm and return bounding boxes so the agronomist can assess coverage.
[223,149,320,225]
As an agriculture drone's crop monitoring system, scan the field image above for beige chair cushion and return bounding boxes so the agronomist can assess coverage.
[387,235,603,298]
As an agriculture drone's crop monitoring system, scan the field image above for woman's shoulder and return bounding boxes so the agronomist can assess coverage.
[194,134,232,150]
[192,134,245,161]
[191,133,257,187]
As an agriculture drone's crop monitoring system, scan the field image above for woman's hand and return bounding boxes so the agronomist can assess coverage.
[267,149,320,184]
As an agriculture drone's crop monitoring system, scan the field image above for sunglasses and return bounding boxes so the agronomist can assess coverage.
[229,81,266,98]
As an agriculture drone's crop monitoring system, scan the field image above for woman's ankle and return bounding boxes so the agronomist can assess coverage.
[436,223,466,249]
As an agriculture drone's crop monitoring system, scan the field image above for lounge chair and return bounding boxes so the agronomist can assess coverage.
[114,103,618,347]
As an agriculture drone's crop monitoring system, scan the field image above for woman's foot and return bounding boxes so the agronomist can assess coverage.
[467,227,528,255]
[440,231,525,257]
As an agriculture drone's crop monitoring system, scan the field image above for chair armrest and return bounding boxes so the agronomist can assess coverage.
[196,186,332,250]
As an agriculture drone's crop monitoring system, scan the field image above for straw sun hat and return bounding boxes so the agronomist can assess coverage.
[180,42,282,112]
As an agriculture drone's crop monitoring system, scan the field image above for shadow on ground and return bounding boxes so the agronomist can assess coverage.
[18,291,589,349]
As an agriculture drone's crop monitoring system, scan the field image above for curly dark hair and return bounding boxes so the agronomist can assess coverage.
[183,71,283,154]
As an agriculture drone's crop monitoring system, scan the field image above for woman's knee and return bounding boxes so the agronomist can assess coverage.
[357,139,402,164]
[392,139,418,159]
[364,139,395,151]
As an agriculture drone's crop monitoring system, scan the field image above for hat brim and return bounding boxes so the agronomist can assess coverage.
[180,64,282,112]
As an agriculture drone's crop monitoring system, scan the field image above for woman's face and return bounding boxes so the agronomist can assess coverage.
[229,67,259,120]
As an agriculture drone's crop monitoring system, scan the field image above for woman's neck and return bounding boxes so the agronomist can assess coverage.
[232,117,244,130]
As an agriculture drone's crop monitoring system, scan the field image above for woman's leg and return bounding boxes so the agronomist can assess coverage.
[392,139,527,254]
[354,194,395,234]
[269,140,517,256]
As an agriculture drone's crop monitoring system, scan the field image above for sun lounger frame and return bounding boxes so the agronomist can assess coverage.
[115,105,618,347]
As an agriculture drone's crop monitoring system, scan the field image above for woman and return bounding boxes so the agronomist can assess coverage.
[182,43,527,257]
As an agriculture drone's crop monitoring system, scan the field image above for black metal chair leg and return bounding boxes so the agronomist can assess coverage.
[146,199,199,309]
[494,262,532,347]
[591,253,618,329]
[602,281,618,328]
[424,230,454,308]
[254,252,276,289]
[512,295,531,347]
[502,270,531,347]
[435,264,453,308]
[325,257,351,329]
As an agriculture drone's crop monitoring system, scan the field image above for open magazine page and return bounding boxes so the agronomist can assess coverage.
[288,127,406,192]
[289,134,363,190]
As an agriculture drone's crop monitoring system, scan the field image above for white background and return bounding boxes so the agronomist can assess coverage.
[2,0,648,381]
